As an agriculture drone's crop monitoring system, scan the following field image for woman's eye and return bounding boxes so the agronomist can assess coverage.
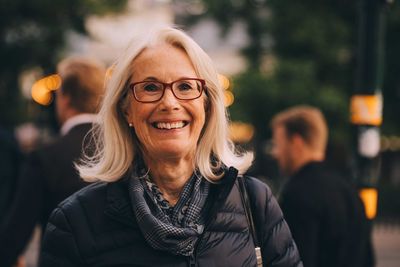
[177,82,194,91]
[143,83,162,92]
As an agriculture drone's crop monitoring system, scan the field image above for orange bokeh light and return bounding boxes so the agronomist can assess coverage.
[31,74,61,105]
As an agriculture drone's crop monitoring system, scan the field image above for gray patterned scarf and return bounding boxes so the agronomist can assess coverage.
[128,166,210,256]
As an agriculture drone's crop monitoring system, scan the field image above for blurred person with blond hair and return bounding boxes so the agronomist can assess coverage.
[39,26,302,267]
[0,56,105,267]
[270,105,374,267]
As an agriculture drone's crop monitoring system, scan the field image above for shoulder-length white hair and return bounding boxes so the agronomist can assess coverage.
[77,25,253,182]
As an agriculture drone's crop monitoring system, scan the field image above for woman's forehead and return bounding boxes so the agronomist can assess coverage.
[129,44,196,80]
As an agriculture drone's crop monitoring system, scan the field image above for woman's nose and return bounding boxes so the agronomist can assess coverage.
[159,87,180,110]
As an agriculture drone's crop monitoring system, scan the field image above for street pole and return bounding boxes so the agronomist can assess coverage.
[351,0,392,221]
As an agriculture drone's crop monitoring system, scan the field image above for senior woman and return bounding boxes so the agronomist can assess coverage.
[39,26,302,267]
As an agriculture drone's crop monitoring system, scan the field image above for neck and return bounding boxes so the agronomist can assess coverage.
[143,155,194,206]
[59,108,80,125]
[291,150,324,175]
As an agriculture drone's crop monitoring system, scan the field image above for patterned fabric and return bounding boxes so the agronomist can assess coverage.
[144,179,178,219]
[128,166,210,256]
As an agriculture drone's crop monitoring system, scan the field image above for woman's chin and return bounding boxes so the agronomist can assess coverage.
[148,143,195,160]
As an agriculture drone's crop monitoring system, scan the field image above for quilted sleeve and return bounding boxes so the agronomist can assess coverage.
[39,207,85,267]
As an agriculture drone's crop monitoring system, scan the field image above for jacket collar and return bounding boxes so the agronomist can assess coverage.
[104,175,138,228]
[203,167,238,227]
[292,160,325,180]
[60,113,97,136]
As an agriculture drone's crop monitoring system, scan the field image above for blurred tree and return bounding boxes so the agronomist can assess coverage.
[0,0,127,128]
[179,0,400,179]
[255,0,355,178]
[178,0,356,177]
[176,0,270,70]
[383,4,400,135]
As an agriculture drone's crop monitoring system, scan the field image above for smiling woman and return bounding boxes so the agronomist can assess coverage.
[39,26,302,267]
[124,44,207,181]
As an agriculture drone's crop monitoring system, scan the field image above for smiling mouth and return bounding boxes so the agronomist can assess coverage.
[152,121,188,130]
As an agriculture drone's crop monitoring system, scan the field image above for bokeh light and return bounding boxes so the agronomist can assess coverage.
[229,121,254,143]
[31,74,61,106]
[218,74,230,90]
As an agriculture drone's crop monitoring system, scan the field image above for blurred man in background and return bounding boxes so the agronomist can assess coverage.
[0,127,22,223]
[0,57,106,267]
[270,105,374,267]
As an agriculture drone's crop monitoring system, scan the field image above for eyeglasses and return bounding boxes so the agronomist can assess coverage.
[129,78,206,103]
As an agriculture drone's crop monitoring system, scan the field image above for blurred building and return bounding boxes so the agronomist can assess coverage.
[65,0,248,76]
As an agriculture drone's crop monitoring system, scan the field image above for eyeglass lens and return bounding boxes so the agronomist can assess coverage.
[133,79,203,102]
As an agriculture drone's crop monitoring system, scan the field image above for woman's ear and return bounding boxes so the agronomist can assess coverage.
[124,108,130,121]
[124,109,133,127]
[203,88,210,113]
[120,92,133,125]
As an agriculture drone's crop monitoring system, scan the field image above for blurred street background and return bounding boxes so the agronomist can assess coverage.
[1,0,399,266]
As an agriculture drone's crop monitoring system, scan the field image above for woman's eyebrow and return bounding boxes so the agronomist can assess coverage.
[141,77,158,81]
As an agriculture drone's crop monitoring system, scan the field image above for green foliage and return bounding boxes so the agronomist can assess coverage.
[0,0,127,127]
[230,59,349,144]
[189,0,400,143]
[177,0,360,179]
[382,4,400,135]
[181,0,270,69]
[181,1,354,142]
[265,0,356,141]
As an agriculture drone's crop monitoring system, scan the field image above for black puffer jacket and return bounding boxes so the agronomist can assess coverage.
[40,168,302,267]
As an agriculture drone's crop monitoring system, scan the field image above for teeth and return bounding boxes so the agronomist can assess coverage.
[156,121,185,129]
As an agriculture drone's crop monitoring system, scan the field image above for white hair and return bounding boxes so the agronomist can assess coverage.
[77,25,253,182]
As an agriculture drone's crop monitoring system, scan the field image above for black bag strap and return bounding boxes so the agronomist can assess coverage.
[238,175,259,246]
[238,176,262,266]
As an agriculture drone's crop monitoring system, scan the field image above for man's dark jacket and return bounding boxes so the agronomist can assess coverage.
[40,168,303,267]
[0,123,92,267]
[0,128,22,222]
[279,161,374,267]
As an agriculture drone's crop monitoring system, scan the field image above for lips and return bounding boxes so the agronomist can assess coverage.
[152,121,188,130]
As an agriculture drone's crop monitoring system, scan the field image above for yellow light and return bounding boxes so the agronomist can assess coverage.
[44,74,61,91]
[350,94,382,126]
[31,74,61,106]
[224,90,234,107]
[218,74,230,90]
[31,81,53,105]
[359,188,378,219]
[229,122,255,143]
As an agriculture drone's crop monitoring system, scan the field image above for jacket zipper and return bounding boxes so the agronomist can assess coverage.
[189,253,196,267]
[188,232,204,267]
[187,167,238,267]
[189,221,211,267]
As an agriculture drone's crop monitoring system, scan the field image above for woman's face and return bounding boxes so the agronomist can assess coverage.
[125,44,206,161]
